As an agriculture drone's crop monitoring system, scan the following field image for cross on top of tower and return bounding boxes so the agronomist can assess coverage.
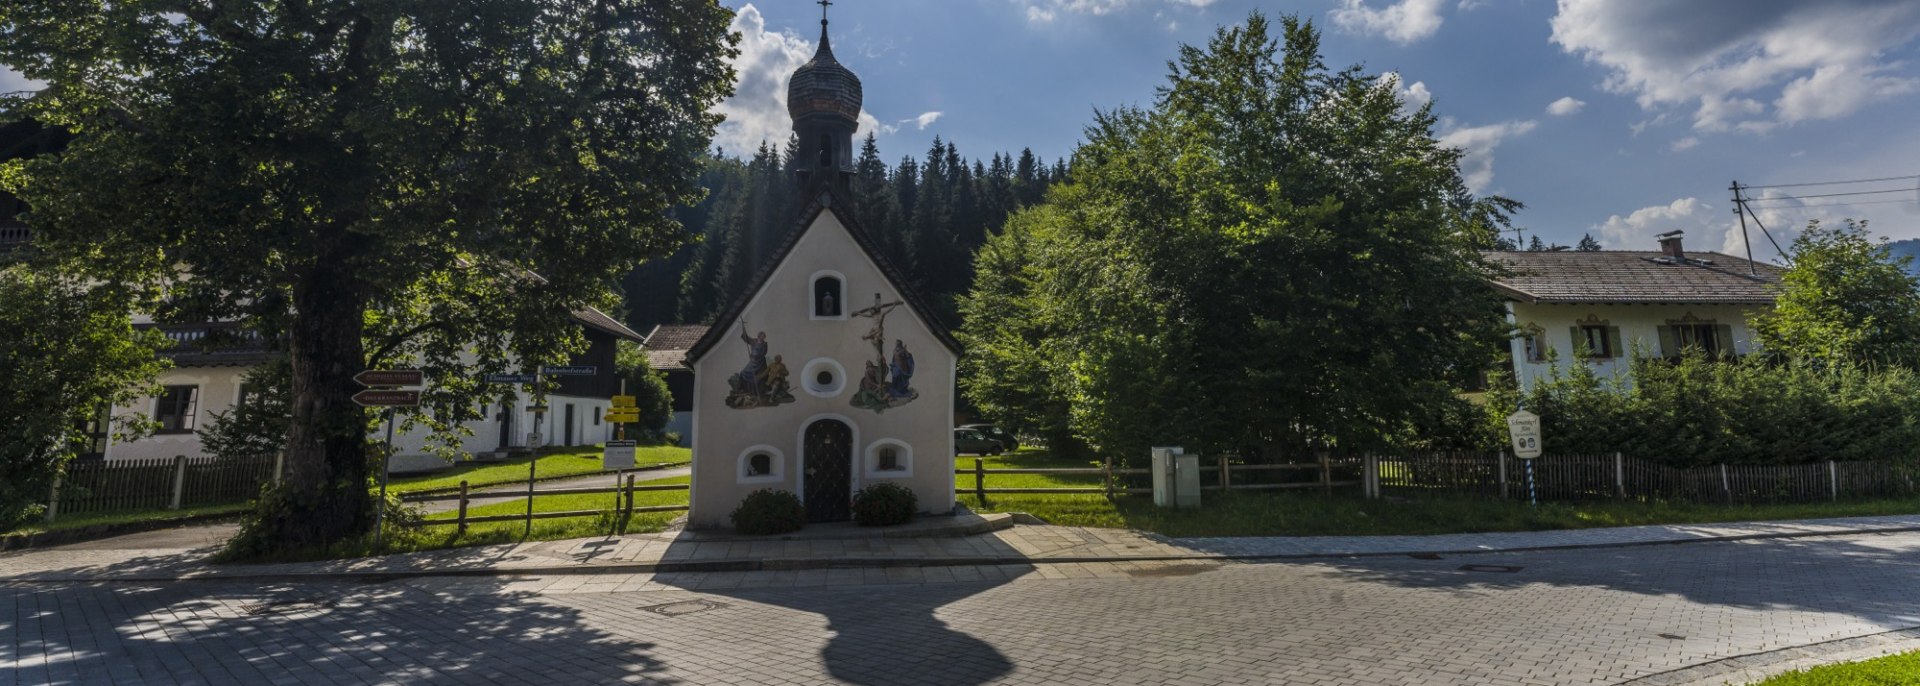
[818,0,832,23]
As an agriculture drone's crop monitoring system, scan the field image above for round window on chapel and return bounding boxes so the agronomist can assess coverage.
[817,370,834,387]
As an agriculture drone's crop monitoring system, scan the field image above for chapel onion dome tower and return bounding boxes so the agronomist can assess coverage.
[787,4,862,190]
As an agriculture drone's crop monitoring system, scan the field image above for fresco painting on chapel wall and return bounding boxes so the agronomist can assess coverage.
[851,294,918,412]
[725,323,796,409]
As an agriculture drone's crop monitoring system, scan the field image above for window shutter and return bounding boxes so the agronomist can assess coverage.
[1657,326,1678,358]
[1568,327,1583,357]
[1608,327,1624,359]
[1715,324,1735,356]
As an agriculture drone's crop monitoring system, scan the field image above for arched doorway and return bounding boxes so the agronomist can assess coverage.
[803,418,853,522]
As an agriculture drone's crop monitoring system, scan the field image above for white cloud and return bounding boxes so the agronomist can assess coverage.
[1016,0,1213,23]
[1588,195,1819,262]
[714,5,898,155]
[0,66,43,94]
[1382,72,1432,113]
[1550,1,1920,133]
[1438,119,1536,193]
[912,111,944,130]
[1670,136,1700,152]
[1331,0,1447,44]
[1546,96,1585,116]
[1594,198,1709,249]
[1456,0,1485,10]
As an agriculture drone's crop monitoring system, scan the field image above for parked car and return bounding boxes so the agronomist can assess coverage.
[954,428,1004,456]
[959,423,1019,452]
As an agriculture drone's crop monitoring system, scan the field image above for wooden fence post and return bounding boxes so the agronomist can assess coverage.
[974,457,987,507]
[1828,460,1839,502]
[1614,453,1626,500]
[525,456,537,537]
[272,452,285,485]
[625,474,637,519]
[456,481,470,537]
[1219,455,1230,492]
[169,455,188,510]
[44,472,61,524]
[1720,464,1732,504]
[1499,451,1509,500]
[1103,456,1115,500]
[1319,452,1332,497]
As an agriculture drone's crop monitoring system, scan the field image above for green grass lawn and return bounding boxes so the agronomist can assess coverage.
[388,444,689,494]
[959,449,1920,538]
[1754,650,1920,685]
[375,475,691,555]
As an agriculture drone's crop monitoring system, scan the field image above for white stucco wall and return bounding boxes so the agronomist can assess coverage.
[1506,301,1769,390]
[688,209,957,529]
[106,364,613,472]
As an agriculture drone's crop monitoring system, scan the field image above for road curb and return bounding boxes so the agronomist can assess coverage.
[8,521,1920,585]
[1618,625,1920,686]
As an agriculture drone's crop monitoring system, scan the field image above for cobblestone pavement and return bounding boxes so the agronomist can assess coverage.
[8,531,1920,685]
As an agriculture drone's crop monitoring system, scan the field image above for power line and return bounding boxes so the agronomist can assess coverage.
[1747,197,1920,210]
[1741,173,1920,190]
[1747,186,1920,202]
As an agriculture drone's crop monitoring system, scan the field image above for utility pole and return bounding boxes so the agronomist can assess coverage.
[1730,181,1758,276]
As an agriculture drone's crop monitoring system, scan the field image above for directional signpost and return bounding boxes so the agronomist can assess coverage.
[357,369,424,548]
[1507,409,1542,506]
[483,373,539,385]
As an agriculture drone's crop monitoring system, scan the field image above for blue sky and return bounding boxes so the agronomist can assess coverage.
[5,1,1918,257]
[719,0,1920,257]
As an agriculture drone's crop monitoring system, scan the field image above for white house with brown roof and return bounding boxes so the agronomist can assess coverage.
[641,323,707,445]
[1487,231,1786,390]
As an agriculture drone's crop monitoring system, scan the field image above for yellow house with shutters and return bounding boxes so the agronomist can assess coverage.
[1486,231,1787,391]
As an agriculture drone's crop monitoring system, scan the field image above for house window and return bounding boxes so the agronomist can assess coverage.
[1521,327,1548,363]
[1573,320,1622,360]
[738,445,784,483]
[154,386,199,434]
[801,358,847,398]
[865,439,913,478]
[1661,318,1731,358]
[814,277,842,317]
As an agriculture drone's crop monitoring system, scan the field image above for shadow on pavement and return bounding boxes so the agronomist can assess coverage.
[1,577,678,685]
[1287,531,1920,629]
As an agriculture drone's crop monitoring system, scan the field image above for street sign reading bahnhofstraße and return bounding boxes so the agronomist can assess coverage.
[1507,409,1542,459]
[540,365,597,376]
[353,389,421,408]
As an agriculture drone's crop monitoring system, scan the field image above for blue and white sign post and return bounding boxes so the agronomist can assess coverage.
[1507,409,1542,507]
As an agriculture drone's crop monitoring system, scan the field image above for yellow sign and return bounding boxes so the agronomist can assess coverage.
[611,395,637,408]
[606,411,641,423]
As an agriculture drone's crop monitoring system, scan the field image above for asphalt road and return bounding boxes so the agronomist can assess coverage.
[7,530,1920,685]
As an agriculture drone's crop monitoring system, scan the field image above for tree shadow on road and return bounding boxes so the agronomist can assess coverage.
[1291,532,1920,629]
[1,576,680,685]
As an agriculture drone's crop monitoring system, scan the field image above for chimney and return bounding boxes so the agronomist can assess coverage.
[1656,230,1685,262]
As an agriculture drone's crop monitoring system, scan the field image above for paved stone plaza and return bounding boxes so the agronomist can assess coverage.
[8,530,1920,685]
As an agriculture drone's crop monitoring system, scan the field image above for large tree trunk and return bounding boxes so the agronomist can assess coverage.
[237,260,373,554]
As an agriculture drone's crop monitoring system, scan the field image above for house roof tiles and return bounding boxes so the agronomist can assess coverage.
[1484,250,1786,305]
[641,324,710,372]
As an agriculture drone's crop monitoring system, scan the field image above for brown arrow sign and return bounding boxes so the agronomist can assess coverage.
[355,369,425,387]
[353,390,421,408]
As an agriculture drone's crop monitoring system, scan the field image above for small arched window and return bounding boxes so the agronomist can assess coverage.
[738,445,784,483]
[812,274,843,319]
[748,452,772,476]
[877,446,901,472]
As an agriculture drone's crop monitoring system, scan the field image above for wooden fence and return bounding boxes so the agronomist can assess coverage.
[956,455,1364,505]
[46,454,280,521]
[1374,452,1918,504]
[956,451,1914,507]
[397,472,688,535]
